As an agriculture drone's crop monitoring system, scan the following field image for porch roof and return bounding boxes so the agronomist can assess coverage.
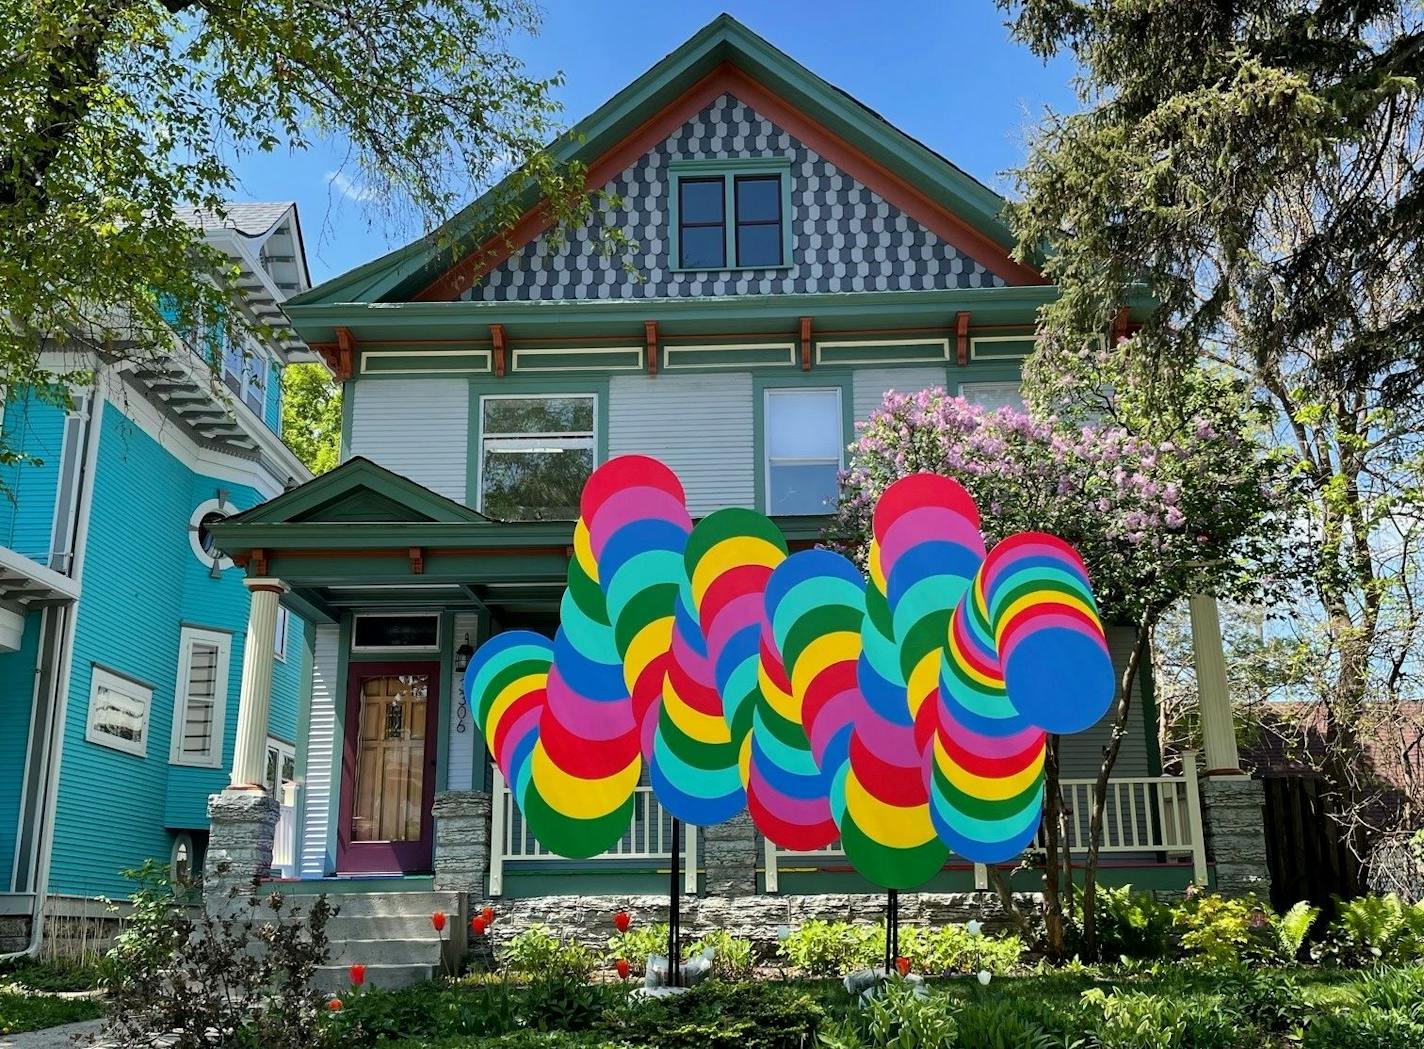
[209,456,826,624]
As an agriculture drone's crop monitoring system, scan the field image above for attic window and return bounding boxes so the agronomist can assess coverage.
[671,160,791,271]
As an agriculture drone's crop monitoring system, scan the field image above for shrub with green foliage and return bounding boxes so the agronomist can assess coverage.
[333,981,520,1045]
[1171,892,1281,963]
[1303,1007,1424,1049]
[686,930,755,979]
[604,924,670,975]
[950,998,1069,1049]
[598,979,823,1049]
[500,925,597,982]
[1083,987,1244,1049]
[1209,965,1307,1034]
[1320,894,1424,966]
[779,920,881,976]
[820,980,958,1049]
[897,924,1022,975]
[1072,885,1175,961]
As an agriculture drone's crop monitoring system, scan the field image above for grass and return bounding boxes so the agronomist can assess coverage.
[0,957,108,993]
[0,989,104,1035]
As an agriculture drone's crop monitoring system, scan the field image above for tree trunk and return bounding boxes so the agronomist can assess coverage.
[1080,621,1151,959]
[1039,735,1067,959]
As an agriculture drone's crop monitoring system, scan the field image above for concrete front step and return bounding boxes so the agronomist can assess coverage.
[315,889,463,919]
[326,914,457,941]
[328,937,445,966]
[315,962,436,992]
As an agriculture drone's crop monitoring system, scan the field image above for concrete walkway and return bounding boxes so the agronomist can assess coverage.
[0,1019,105,1049]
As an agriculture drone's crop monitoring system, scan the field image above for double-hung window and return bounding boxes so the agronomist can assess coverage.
[959,381,1026,413]
[479,395,595,520]
[764,387,843,515]
[87,666,153,757]
[264,737,296,798]
[219,334,268,416]
[170,627,231,768]
[672,162,789,270]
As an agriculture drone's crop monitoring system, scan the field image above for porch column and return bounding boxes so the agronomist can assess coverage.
[1188,595,1271,897]
[229,578,288,790]
[1188,594,1240,773]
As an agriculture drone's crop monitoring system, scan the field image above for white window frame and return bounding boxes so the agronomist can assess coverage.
[763,386,844,516]
[264,736,297,797]
[220,335,269,417]
[957,380,1026,413]
[86,665,154,757]
[350,611,442,654]
[188,497,235,572]
[274,605,291,662]
[475,392,598,518]
[169,626,232,768]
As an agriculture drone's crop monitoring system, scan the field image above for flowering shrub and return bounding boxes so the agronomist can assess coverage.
[833,385,1294,626]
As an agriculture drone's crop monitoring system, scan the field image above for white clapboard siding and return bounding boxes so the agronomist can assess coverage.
[298,624,339,878]
[608,373,754,515]
[852,367,948,423]
[1057,624,1151,780]
[348,379,469,502]
[446,611,481,791]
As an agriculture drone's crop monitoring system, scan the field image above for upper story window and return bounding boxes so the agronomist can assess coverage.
[479,394,595,520]
[671,161,791,271]
[352,612,440,653]
[959,381,1026,413]
[764,387,843,516]
[218,331,268,417]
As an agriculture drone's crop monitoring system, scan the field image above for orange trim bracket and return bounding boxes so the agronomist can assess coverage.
[955,312,970,366]
[645,320,659,376]
[490,324,507,378]
[800,316,813,371]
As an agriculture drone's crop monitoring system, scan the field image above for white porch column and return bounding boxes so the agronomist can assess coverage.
[229,577,288,790]
[1188,594,1241,774]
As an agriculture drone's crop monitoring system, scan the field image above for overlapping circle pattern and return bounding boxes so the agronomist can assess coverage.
[465,457,1116,884]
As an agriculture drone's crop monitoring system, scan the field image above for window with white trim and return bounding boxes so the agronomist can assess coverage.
[274,605,290,662]
[169,627,231,767]
[219,334,268,416]
[958,381,1025,413]
[764,387,843,515]
[264,737,296,798]
[478,394,595,520]
[86,666,153,757]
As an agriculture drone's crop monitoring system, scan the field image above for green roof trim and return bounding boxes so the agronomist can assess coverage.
[287,14,1033,311]
[218,456,489,529]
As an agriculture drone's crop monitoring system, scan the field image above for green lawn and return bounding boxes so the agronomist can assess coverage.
[0,990,103,1036]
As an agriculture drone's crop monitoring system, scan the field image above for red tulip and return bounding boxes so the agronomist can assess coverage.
[472,916,488,935]
[895,956,911,976]
[431,911,447,933]
[327,998,344,1012]
[616,958,631,980]
[613,910,631,933]
[481,906,495,925]
[348,963,366,987]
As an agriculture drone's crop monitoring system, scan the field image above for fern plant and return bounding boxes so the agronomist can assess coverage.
[1274,901,1320,961]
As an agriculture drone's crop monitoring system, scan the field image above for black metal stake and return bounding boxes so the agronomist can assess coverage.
[884,889,899,974]
[669,817,682,988]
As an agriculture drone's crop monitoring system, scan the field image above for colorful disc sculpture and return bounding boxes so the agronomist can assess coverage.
[466,455,1116,887]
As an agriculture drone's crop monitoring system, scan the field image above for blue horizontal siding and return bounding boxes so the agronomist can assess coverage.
[0,611,40,885]
[47,400,306,898]
[0,390,66,564]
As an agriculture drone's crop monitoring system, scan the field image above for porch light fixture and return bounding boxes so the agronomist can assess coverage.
[454,633,475,734]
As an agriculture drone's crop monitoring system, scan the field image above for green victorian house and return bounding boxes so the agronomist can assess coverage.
[206,16,1266,987]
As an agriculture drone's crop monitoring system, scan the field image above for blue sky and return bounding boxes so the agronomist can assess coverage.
[232,3,1079,286]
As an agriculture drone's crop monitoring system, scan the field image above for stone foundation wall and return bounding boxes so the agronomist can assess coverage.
[472,891,1041,953]
[0,915,29,954]
[1201,775,1272,898]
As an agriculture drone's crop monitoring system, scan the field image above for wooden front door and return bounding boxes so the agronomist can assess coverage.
[337,662,440,874]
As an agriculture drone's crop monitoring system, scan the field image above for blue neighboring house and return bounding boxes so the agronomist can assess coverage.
[0,203,316,956]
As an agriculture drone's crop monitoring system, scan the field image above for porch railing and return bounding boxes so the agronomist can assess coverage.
[271,782,298,879]
[488,753,1208,896]
[489,770,697,897]
[764,751,1208,890]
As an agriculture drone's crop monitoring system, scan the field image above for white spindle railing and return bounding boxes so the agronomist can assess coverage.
[489,769,697,897]
[764,754,1208,891]
[271,782,298,879]
[490,757,1208,896]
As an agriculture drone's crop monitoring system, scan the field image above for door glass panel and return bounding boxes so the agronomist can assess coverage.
[351,674,429,843]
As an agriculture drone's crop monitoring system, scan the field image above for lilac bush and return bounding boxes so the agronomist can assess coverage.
[831,384,1295,627]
